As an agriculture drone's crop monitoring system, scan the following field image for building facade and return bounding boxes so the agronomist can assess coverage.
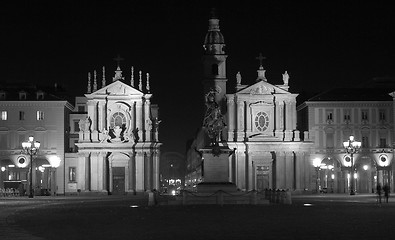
[297,88,394,193]
[0,84,72,195]
[186,12,314,193]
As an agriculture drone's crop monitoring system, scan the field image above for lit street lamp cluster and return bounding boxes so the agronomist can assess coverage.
[21,136,41,198]
[343,135,361,195]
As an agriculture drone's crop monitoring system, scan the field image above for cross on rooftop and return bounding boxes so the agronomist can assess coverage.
[255,53,266,67]
[113,54,124,68]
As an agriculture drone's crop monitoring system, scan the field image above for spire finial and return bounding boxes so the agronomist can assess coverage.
[138,70,143,91]
[146,73,150,93]
[131,66,134,87]
[102,66,106,87]
[93,70,97,92]
[87,72,91,93]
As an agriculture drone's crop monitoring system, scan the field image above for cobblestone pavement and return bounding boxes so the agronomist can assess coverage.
[0,194,393,240]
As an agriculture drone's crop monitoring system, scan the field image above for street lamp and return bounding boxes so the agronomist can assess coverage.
[343,135,361,195]
[313,158,321,193]
[22,136,40,198]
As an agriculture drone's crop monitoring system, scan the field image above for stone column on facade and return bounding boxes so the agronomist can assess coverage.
[227,96,235,141]
[275,151,286,189]
[235,144,246,190]
[135,151,145,192]
[90,152,99,191]
[284,101,293,141]
[236,100,245,141]
[144,97,152,142]
[275,101,285,140]
[247,154,254,191]
[102,152,109,193]
[245,101,252,138]
[285,151,294,190]
[83,153,91,191]
[145,152,152,191]
[128,153,136,193]
[97,101,105,132]
[152,149,160,190]
[136,101,143,141]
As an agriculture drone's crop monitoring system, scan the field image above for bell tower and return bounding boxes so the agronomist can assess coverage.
[202,9,228,104]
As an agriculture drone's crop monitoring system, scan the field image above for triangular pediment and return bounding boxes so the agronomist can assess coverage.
[236,80,290,95]
[86,80,143,98]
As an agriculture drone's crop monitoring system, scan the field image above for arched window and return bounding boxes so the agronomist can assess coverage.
[110,112,127,128]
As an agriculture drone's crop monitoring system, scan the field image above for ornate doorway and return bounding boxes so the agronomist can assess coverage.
[112,167,125,195]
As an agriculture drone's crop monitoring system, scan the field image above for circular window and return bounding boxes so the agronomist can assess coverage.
[380,155,387,163]
[18,156,26,164]
[110,112,127,129]
[344,156,351,162]
[255,112,269,132]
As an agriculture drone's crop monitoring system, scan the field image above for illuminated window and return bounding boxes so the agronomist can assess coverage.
[110,112,126,128]
[19,111,25,120]
[69,167,76,182]
[1,111,7,120]
[36,111,44,120]
[254,112,269,132]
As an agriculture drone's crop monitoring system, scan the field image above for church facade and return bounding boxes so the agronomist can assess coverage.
[68,64,162,195]
[186,12,314,193]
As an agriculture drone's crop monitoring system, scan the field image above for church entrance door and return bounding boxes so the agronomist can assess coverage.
[112,167,125,195]
[256,174,269,192]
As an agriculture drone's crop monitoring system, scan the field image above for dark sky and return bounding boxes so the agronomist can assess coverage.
[1,1,394,155]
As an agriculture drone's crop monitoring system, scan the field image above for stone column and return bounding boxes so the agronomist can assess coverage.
[236,100,245,141]
[98,101,105,132]
[285,152,294,190]
[275,152,286,189]
[145,152,152,191]
[247,154,253,191]
[135,151,145,192]
[275,101,284,139]
[128,153,136,193]
[144,97,151,142]
[236,145,246,190]
[284,101,293,141]
[227,97,235,141]
[245,101,252,138]
[136,101,143,141]
[152,150,160,190]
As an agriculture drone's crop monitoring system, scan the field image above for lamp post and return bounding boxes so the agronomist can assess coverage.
[343,135,361,195]
[313,158,321,194]
[22,136,40,198]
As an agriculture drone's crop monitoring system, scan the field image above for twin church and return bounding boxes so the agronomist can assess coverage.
[0,11,393,196]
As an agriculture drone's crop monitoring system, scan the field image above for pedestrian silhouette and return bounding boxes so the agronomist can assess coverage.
[376,183,382,204]
[383,184,390,203]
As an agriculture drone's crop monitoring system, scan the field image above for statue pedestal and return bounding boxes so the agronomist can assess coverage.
[197,145,237,193]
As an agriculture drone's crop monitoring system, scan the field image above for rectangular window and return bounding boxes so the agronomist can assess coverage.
[361,110,368,121]
[36,111,44,120]
[19,111,25,120]
[78,106,85,112]
[73,120,80,132]
[344,109,351,121]
[1,111,7,120]
[379,110,386,121]
[327,112,333,121]
[69,167,77,182]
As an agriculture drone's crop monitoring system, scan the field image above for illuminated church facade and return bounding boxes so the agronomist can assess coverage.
[186,12,314,193]
[186,12,395,194]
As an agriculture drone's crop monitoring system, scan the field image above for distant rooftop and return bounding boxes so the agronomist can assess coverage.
[307,87,393,102]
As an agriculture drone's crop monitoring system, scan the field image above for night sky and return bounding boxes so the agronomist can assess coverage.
[1,1,394,155]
